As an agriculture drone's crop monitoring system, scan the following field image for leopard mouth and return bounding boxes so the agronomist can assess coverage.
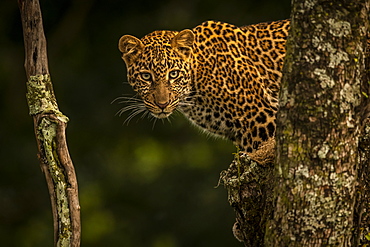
[157,113,172,118]
[151,110,173,119]
[149,103,178,119]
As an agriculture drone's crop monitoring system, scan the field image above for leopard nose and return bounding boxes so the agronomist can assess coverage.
[155,101,169,109]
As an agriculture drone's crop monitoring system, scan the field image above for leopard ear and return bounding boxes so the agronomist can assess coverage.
[171,29,195,60]
[118,35,144,65]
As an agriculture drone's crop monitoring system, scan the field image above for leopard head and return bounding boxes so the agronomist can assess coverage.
[118,29,195,119]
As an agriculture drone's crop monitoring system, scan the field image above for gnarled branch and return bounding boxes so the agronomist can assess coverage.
[18,1,81,246]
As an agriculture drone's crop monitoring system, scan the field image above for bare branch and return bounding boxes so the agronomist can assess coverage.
[18,0,81,246]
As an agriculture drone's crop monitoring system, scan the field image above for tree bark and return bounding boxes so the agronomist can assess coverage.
[265,0,369,246]
[220,143,275,246]
[356,118,370,245]
[18,0,81,246]
[355,34,370,247]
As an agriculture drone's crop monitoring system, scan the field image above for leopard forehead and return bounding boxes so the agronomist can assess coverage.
[131,31,188,72]
[141,30,178,45]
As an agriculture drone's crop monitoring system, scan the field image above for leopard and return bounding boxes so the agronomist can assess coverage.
[118,19,290,154]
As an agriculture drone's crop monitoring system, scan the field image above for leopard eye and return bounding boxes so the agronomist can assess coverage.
[140,72,152,81]
[169,70,180,80]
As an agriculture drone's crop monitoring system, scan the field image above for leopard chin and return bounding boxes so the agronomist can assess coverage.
[152,112,172,119]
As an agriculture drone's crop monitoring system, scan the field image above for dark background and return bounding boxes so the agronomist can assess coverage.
[0,0,290,246]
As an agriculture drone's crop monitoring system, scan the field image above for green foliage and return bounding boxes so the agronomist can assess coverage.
[0,0,290,246]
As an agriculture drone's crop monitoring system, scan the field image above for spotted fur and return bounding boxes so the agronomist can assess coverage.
[118,20,290,153]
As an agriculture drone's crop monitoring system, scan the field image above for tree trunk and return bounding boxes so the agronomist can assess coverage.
[18,0,81,246]
[265,0,369,246]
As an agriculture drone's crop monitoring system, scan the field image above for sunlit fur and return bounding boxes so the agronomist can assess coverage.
[118,20,290,153]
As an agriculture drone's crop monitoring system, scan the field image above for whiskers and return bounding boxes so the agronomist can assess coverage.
[177,90,201,111]
[113,90,200,127]
[113,95,150,125]
[113,95,173,127]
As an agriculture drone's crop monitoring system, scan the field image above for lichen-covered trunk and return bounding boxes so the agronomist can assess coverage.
[265,0,369,246]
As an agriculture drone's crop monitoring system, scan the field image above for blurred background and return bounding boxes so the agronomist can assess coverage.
[0,0,290,246]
